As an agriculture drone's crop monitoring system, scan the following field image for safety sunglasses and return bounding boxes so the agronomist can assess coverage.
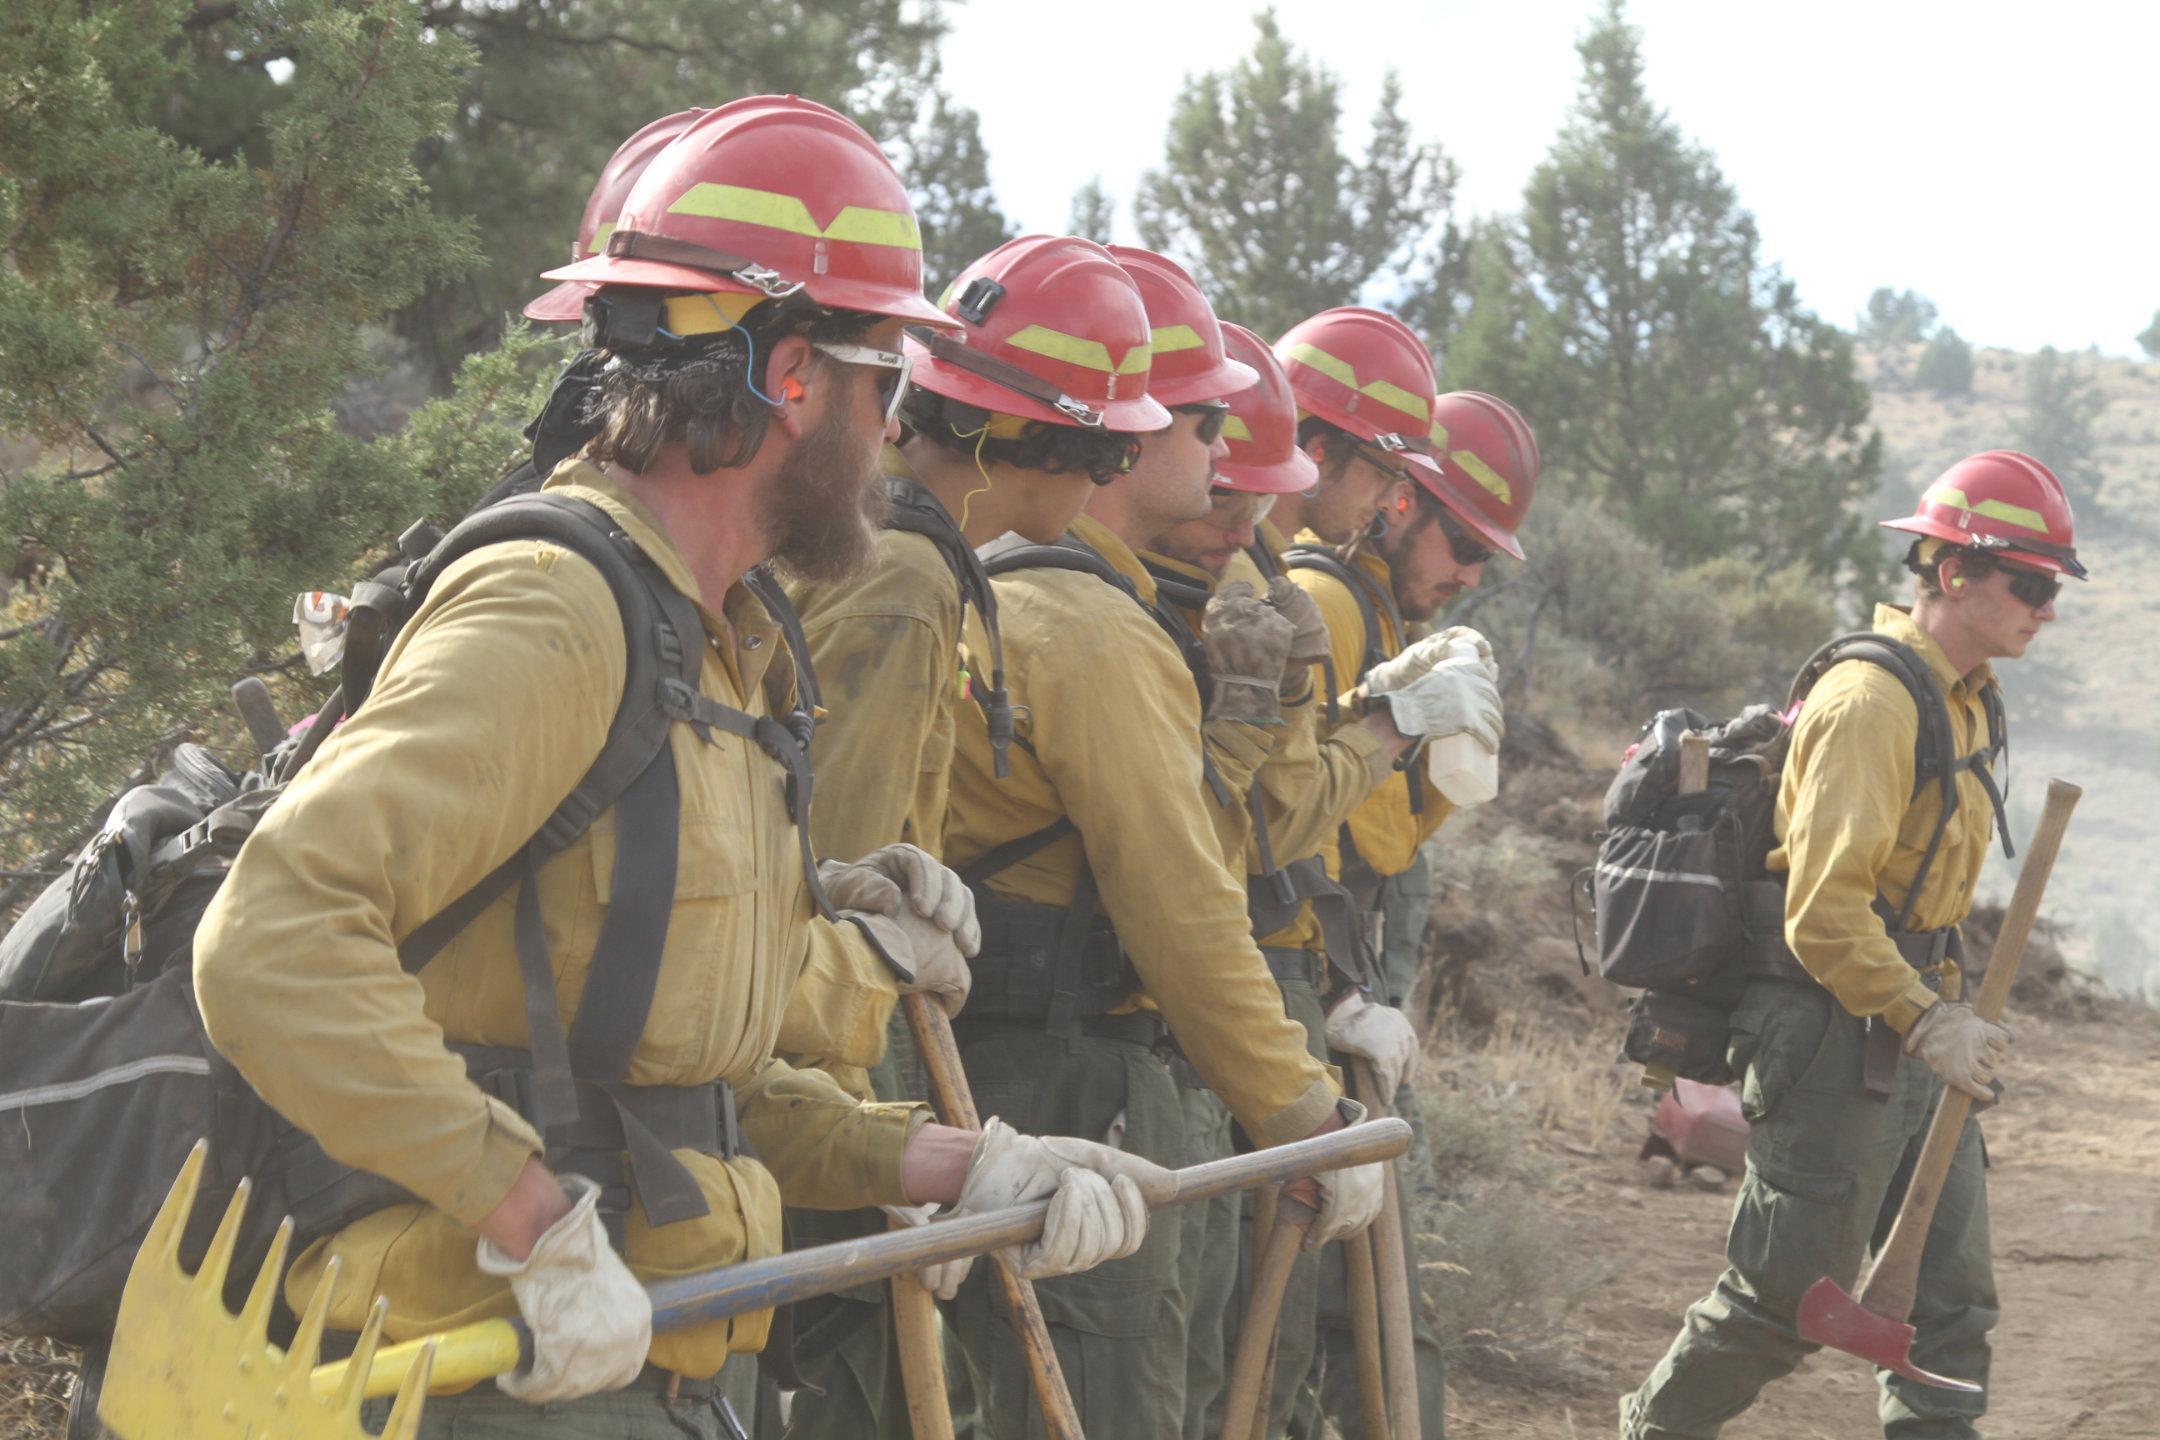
[1432,498,1497,567]
[2001,565,2062,610]
[812,341,912,426]
[1206,487,1277,525]
[1174,399,1232,447]
[1350,440,1415,487]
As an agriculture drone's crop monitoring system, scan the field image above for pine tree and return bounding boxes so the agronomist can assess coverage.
[1446,0,1879,580]
[2013,347,2109,511]
[1069,178,1117,246]
[1914,328,1975,397]
[2138,310,2160,361]
[0,0,559,864]
[170,1,998,384]
[1134,11,1456,339]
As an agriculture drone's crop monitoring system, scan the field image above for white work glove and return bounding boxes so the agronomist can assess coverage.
[1363,626,1492,695]
[1903,1000,2013,1103]
[1202,580,1296,724]
[475,1175,652,1403]
[952,1118,1174,1280]
[1326,991,1421,1106]
[882,1203,975,1301]
[823,844,978,1016]
[1378,654,1503,751]
[1307,1100,1387,1246]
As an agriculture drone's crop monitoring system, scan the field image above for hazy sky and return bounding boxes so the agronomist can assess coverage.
[942,0,2157,356]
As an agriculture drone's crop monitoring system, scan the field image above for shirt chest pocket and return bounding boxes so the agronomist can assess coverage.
[586,798,762,1074]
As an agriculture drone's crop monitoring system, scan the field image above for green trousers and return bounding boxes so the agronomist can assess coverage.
[1176,1071,1240,1437]
[944,1018,1188,1438]
[364,1383,744,1439]
[1194,961,1332,1437]
[782,1016,976,1440]
[1622,979,1996,1439]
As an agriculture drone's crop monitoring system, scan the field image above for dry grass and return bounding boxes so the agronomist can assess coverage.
[0,1336,74,1440]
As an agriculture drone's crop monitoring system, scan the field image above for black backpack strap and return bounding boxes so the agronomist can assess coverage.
[1244,539,1283,583]
[1283,545,1399,679]
[1788,633,2012,932]
[885,476,1014,778]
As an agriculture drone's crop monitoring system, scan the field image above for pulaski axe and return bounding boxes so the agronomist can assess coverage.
[97,1119,1410,1440]
[1795,777,2079,1390]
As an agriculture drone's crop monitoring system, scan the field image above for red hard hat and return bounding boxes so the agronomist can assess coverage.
[1881,450,2087,578]
[1413,391,1539,560]
[1275,308,1440,473]
[542,95,954,329]
[1213,323,1318,496]
[524,110,707,323]
[903,235,1170,432]
[1104,246,1257,406]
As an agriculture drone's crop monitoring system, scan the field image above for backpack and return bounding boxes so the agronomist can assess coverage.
[1582,632,2009,1084]
[0,491,830,1343]
[882,474,1013,778]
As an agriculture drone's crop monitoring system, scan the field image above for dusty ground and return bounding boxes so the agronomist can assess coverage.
[1439,999,2160,1440]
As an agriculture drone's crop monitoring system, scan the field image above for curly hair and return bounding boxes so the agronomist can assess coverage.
[899,389,1142,486]
[583,297,876,475]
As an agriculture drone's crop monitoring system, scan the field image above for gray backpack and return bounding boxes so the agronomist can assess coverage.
[0,493,829,1343]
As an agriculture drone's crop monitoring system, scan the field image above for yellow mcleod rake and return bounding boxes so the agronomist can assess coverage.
[99,1120,1412,1439]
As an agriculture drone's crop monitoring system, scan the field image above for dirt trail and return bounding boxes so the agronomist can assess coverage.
[1446,1004,2160,1439]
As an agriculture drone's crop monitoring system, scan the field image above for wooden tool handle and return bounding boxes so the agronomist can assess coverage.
[1353,1059,1422,1439]
[1344,1231,1395,1440]
[889,1239,955,1440]
[1220,1193,1317,1440]
[905,994,1079,1440]
[1856,778,2080,1323]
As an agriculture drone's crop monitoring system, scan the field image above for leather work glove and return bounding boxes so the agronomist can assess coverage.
[1363,626,1493,695]
[1265,576,1331,668]
[881,1203,975,1301]
[819,842,981,954]
[1377,654,1503,751]
[1306,1099,1387,1247]
[1903,1000,2013,1102]
[475,1175,652,1402]
[1325,991,1421,1106]
[823,844,978,1016]
[1202,580,1296,725]
[951,1118,1175,1280]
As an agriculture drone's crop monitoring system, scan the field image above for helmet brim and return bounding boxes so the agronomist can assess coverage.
[1879,516,2083,577]
[905,338,1172,433]
[522,280,593,324]
[541,255,960,329]
[1216,445,1319,496]
[1145,356,1262,409]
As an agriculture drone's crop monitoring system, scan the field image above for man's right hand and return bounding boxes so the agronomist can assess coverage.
[476,1173,651,1402]
[1378,654,1502,751]
[1903,1000,2013,1102]
[824,844,978,1015]
[1296,1099,1386,1247]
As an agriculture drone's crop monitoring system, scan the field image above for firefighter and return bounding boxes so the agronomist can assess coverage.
[1622,451,2086,1440]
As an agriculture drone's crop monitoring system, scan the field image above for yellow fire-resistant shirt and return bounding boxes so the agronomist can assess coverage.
[194,463,923,1379]
[1767,604,2003,1032]
[1256,543,1453,951]
[943,516,1339,1146]
[791,449,968,864]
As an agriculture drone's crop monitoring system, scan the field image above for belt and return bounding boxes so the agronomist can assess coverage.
[1260,945,1324,990]
[632,1361,720,1402]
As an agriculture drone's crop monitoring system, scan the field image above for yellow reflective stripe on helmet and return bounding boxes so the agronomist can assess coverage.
[1284,342,1431,421]
[1150,324,1205,354]
[1451,449,1511,505]
[586,221,617,258]
[1222,415,1254,443]
[667,183,923,250]
[1926,484,2047,533]
[662,291,763,336]
[1005,324,1151,376]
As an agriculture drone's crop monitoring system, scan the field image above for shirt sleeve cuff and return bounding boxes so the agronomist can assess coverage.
[440,1094,546,1228]
[865,1102,933,1207]
[1247,1075,1343,1149]
[1879,978,1941,1035]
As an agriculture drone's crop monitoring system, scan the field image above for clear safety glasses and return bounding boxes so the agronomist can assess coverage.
[1206,488,1277,525]
[812,341,912,426]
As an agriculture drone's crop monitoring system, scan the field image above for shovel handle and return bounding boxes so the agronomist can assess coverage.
[316,1117,1413,1400]
[1219,1191,1316,1440]
[1855,778,2079,1323]
[905,993,1081,1440]
[1353,1059,1422,1439]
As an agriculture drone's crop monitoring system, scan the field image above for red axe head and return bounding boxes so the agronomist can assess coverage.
[1795,1278,1983,1393]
